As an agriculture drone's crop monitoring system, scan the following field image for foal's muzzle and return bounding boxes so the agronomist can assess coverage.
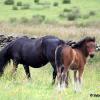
[90,54,95,58]
[89,52,95,58]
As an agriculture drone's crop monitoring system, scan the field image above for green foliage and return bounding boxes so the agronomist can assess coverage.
[89,11,96,16]
[9,17,17,23]
[34,0,39,4]
[12,6,18,10]
[4,0,14,5]
[17,1,22,6]
[20,17,29,23]
[31,15,45,24]
[53,2,59,7]
[21,4,30,10]
[63,8,72,12]
[62,0,71,4]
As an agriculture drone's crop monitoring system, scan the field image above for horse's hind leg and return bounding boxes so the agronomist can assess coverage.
[65,71,69,87]
[23,65,31,79]
[78,68,84,92]
[74,70,78,92]
[61,68,67,90]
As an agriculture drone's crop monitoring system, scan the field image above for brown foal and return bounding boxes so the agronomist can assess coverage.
[55,37,96,92]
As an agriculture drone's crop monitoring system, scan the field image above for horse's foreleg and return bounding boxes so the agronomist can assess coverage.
[78,68,84,92]
[24,65,31,79]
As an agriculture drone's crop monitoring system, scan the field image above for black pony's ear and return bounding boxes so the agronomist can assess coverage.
[92,37,95,41]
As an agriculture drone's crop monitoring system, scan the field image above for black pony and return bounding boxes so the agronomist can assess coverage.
[0,35,65,84]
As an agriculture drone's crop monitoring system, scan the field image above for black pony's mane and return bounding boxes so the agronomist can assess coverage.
[72,37,95,48]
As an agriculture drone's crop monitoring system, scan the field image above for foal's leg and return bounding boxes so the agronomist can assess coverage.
[78,68,84,92]
[61,67,67,90]
[23,65,31,79]
[74,70,78,92]
[65,71,69,87]
[57,67,62,91]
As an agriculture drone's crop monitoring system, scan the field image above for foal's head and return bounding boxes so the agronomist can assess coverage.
[73,37,96,58]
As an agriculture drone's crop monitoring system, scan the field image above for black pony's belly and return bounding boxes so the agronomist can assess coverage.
[30,61,48,68]
[20,58,48,68]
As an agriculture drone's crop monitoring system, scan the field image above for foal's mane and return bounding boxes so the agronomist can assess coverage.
[72,37,95,48]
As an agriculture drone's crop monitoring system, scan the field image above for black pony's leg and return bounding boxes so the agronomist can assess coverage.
[12,60,18,75]
[50,62,57,85]
[23,65,31,79]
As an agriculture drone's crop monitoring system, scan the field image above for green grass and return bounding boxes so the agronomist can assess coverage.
[0,0,100,25]
[0,52,100,100]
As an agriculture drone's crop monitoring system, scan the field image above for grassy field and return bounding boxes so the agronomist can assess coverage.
[0,0,100,100]
[0,0,100,25]
[0,52,99,100]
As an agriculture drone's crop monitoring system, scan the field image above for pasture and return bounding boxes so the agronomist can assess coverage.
[0,0,100,26]
[0,52,99,100]
[0,0,100,100]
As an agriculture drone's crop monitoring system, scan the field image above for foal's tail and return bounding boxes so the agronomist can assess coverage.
[0,46,10,76]
[55,45,64,72]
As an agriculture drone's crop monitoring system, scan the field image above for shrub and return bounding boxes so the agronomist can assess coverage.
[20,17,29,23]
[9,17,17,23]
[62,0,71,4]
[12,6,18,10]
[31,15,45,24]
[21,4,30,9]
[89,11,96,16]
[34,0,39,4]
[67,12,76,20]
[63,8,72,12]
[4,0,14,5]
[17,1,22,6]
[53,2,58,7]
[67,8,80,20]
[82,14,90,19]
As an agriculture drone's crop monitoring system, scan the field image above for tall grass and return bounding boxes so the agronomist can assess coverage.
[0,52,99,100]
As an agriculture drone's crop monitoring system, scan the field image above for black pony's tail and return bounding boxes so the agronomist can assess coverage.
[0,46,10,76]
[55,45,64,72]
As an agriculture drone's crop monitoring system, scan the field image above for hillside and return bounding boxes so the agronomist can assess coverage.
[0,0,100,26]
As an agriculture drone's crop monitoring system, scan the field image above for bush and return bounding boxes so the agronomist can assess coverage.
[34,0,39,4]
[67,12,76,20]
[17,1,22,6]
[31,15,45,24]
[62,0,71,4]
[12,6,18,10]
[63,8,72,12]
[53,2,59,7]
[82,14,90,19]
[89,11,96,16]
[21,4,30,9]
[67,7,80,20]
[20,17,29,23]
[9,17,17,23]
[4,0,14,5]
